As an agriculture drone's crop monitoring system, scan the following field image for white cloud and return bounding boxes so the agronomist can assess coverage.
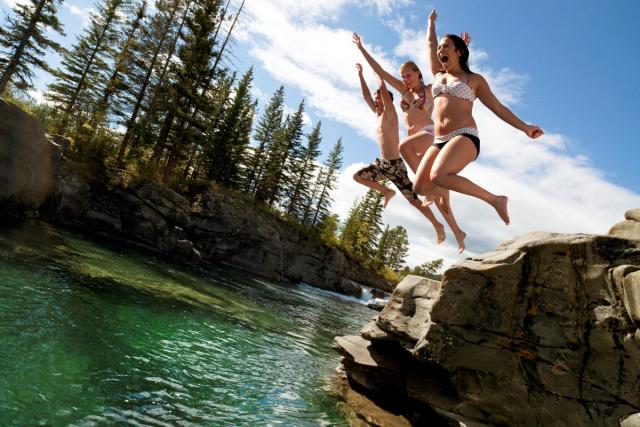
[65,3,94,28]
[27,89,45,104]
[240,0,640,272]
[2,0,28,8]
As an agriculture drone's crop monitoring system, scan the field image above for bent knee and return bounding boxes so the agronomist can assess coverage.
[399,139,412,155]
[430,170,443,186]
[413,180,432,195]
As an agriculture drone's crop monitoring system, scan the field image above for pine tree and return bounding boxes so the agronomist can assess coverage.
[309,138,343,225]
[202,67,256,188]
[301,166,324,225]
[373,224,392,268]
[318,213,339,244]
[254,99,305,206]
[153,0,224,182]
[408,259,443,278]
[0,0,65,94]
[284,121,322,219]
[114,0,187,161]
[46,0,126,134]
[88,0,147,141]
[244,86,284,195]
[339,189,384,260]
[374,225,409,270]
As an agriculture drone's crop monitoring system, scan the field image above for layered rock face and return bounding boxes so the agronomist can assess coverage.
[333,210,640,426]
[0,100,390,292]
[41,163,391,292]
[0,99,62,217]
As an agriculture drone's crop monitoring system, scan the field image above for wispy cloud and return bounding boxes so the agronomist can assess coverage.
[64,3,94,28]
[238,0,640,270]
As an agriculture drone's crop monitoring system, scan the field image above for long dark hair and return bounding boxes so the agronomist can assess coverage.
[444,34,472,74]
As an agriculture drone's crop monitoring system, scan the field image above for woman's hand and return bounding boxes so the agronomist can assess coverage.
[352,32,363,50]
[461,31,471,46]
[356,63,363,75]
[428,9,437,23]
[525,124,544,139]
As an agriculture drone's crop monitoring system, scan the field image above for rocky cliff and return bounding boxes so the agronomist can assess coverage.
[0,99,391,293]
[333,209,640,426]
[0,99,60,217]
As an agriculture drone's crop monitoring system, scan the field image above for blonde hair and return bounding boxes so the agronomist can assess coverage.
[400,61,424,86]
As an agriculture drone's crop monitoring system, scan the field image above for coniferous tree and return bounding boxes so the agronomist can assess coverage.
[284,121,322,219]
[126,0,193,161]
[301,166,324,225]
[374,225,409,270]
[0,0,65,94]
[202,67,256,187]
[87,0,147,141]
[254,99,305,206]
[153,0,223,182]
[339,189,384,259]
[402,258,443,279]
[115,0,186,161]
[244,86,284,195]
[46,0,126,134]
[309,138,343,225]
[318,213,339,244]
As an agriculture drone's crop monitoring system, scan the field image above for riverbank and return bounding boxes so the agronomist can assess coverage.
[0,98,391,295]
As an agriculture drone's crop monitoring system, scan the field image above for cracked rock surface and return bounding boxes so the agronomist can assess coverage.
[333,209,640,426]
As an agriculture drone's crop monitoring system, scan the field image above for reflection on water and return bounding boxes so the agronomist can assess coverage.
[0,221,374,426]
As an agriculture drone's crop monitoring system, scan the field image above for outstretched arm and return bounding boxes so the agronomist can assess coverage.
[356,63,375,112]
[427,10,443,76]
[475,75,544,138]
[353,32,404,93]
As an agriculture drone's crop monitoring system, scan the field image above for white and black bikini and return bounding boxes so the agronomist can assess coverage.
[431,72,480,157]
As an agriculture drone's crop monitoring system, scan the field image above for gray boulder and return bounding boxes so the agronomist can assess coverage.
[334,209,640,426]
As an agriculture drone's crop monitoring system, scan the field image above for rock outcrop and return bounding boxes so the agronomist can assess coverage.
[39,163,392,292]
[0,100,391,292]
[333,210,640,426]
[0,99,62,218]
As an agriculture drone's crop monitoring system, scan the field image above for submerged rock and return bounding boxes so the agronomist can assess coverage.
[334,210,640,426]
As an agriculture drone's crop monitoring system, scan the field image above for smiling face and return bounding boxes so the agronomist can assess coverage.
[437,36,461,71]
[400,62,422,90]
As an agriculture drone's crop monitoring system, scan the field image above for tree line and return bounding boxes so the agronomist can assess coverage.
[0,0,442,281]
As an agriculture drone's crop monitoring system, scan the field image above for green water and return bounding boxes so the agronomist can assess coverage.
[0,221,374,426]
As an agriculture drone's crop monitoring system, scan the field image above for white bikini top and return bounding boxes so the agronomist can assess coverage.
[432,72,476,102]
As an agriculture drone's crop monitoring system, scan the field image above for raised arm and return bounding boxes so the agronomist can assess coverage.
[352,32,405,93]
[356,63,375,112]
[427,10,443,76]
[475,75,544,138]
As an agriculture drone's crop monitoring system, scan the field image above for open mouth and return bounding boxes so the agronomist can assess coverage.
[440,55,449,65]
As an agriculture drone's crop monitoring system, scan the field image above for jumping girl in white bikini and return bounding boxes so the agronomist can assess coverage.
[414,10,543,225]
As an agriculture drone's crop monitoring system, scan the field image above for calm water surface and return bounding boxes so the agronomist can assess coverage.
[0,221,374,426]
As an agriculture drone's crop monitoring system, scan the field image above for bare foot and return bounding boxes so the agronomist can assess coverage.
[435,222,446,244]
[383,189,396,208]
[422,193,436,208]
[453,229,466,253]
[493,195,509,225]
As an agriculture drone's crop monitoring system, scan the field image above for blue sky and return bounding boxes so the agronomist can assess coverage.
[2,0,639,268]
